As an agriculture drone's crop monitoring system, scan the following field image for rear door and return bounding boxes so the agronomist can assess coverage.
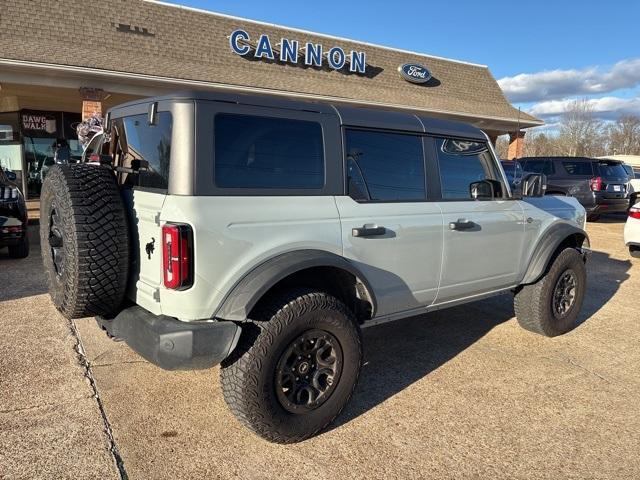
[432,137,526,304]
[113,108,174,314]
[335,128,443,317]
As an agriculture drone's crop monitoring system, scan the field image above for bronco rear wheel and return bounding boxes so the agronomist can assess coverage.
[220,288,362,443]
[40,164,129,319]
[514,248,586,337]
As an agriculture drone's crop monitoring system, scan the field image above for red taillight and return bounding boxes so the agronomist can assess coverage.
[590,176,603,191]
[162,224,193,290]
[629,207,640,219]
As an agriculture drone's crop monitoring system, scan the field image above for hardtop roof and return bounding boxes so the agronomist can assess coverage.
[109,90,487,140]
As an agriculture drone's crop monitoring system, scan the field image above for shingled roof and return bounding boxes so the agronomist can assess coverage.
[0,0,541,131]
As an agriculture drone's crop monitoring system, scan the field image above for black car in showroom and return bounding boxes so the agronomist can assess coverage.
[0,168,29,258]
[518,156,630,221]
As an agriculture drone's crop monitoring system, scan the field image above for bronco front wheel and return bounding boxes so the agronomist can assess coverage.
[220,289,362,443]
[514,248,587,337]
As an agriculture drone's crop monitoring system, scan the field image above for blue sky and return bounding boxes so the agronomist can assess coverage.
[164,0,640,126]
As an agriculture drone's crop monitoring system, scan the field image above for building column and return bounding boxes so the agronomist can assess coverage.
[79,87,106,120]
[507,131,525,159]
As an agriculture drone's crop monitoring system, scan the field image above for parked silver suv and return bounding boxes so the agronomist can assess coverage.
[40,92,589,443]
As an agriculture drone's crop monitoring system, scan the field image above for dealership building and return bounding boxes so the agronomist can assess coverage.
[0,0,542,199]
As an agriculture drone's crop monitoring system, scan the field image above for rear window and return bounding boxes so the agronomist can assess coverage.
[214,114,324,189]
[120,112,172,190]
[597,162,627,178]
[562,161,593,176]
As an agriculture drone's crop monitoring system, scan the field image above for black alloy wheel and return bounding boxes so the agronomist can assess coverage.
[48,205,65,277]
[552,269,577,318]
[275,329,343,413]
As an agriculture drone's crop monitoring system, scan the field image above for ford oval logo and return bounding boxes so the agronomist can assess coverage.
[399,63,432,84]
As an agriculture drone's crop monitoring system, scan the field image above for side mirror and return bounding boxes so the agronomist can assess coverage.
[469,180,495,200]
[522,173,547,197]
[5,170,17,181]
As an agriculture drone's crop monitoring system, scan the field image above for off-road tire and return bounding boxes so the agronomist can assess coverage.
[514,248,586,337]
[40,164,129,319]
[220,289,362,443]
[8,236,29,259]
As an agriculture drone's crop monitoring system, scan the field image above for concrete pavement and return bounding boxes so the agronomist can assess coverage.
[1,219,639,479]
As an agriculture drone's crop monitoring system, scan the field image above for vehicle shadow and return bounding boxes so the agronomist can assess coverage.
[330,294,514,430]
[330,249,631,432]
[596,213,628,223]
[577,250,631,325]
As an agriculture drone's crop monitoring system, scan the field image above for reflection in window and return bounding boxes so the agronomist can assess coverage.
[345,130,425,201]
[435,138,493,199]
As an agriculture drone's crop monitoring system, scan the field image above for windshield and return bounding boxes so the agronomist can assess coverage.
[597,161,628,179]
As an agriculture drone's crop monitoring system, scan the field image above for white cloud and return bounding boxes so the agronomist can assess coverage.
[498,58,640,103]
[528,96,640,119]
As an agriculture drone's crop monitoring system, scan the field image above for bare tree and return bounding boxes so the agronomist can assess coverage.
[495,135,509,159]
[523,131,560,157]
[557,99,604,157]
[606,115,640,155]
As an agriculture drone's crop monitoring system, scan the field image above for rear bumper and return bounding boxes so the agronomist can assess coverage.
[96,306,241,371]
[588,197,630,214]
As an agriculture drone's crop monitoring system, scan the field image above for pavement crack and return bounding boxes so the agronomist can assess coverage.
[0,397,90,414]
[565,357,610,383]
[93,360,148,368]
[68,318,129,480]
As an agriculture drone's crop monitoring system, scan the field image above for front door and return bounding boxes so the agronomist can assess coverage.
[336,129,443,317]
[430,137,525,304]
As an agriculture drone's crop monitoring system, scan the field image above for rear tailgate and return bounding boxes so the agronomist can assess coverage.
[598,161,629,199]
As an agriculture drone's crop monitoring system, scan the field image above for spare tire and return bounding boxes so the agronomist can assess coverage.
[40,164,130,319]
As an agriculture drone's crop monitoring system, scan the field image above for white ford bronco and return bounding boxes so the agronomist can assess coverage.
[40,91,589,443]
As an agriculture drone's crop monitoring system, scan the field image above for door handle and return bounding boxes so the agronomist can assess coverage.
[352,224,386,237]
[449,218,476,231]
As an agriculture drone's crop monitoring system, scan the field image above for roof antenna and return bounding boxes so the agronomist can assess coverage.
[516,107,522,159]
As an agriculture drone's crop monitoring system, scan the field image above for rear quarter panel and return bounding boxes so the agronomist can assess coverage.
[157,195,342,320]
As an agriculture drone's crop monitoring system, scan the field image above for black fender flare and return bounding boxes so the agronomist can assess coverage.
[213,249,377,321]
[521,223,590,285]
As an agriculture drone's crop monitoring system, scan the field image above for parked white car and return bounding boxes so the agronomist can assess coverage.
[624,203,640,257]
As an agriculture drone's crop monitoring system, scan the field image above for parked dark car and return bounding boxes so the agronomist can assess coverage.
[518,157,629,221]
[0,167,29,258]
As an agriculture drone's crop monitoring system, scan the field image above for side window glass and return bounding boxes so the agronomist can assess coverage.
[214,114,324,189]
[121,112,172,190]
[435,138,498,199]
[545,160,556,175]
[345,129,426,202]
[563,161,593,176]
[524,160,543,174]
